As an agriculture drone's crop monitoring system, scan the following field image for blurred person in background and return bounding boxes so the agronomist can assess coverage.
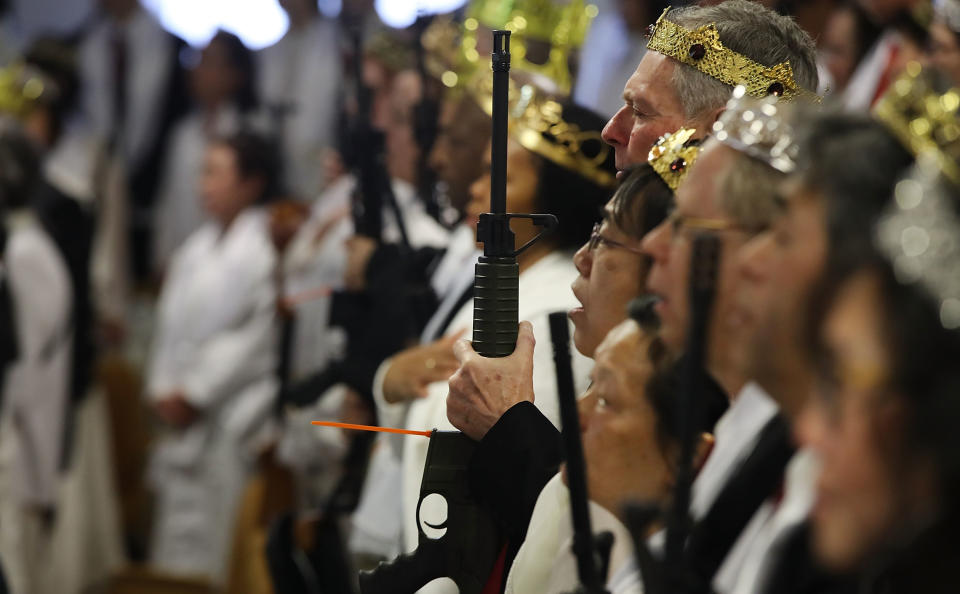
[930,0,960,84]
[152,30,259,276]
[145,131,280,585]
[0,123,72,594]
[819,2,883,94]
[78,0,188,282]
[258,0,342,199]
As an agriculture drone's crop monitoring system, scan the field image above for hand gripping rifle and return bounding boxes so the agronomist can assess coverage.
[358,31,556,594]
[549,312,612,594]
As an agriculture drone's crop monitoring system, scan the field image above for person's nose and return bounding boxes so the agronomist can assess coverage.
[601,106,630,149]
[573,241,593,278]
[641,220,670,263]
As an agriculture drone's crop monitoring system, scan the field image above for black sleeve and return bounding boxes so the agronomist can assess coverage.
[467,401,563,544]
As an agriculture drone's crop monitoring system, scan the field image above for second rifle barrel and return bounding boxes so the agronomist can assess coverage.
[490,30,511,215]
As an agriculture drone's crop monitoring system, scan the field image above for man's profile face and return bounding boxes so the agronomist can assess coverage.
[641,141,754,374]
[734,180,827,400]
[601,52,689,175]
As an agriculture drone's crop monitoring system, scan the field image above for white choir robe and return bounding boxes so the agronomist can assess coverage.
[257,18,342,199]
[394,250,592,594]
[506,473,640,594]
[146,208,279,584]
[152,105,243,274]
[0,209,73,594]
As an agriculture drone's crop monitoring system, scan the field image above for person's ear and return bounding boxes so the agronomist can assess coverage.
[693,432,715,473]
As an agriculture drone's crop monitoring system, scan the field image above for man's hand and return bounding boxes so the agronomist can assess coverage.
[383,330,466,404]
[344,235,378,292]
[447,321,536,441]
[154,390,200,429]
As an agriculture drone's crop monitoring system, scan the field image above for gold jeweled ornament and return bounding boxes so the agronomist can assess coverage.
[0,63,56,119]
[873,62,960,188]
[648,128,701,191]
[646,7,821,103]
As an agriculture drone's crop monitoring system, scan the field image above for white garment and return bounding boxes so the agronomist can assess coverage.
[257,18,342,198]
[78,7,176,169]
[714,449,819,594]
[842,30,901,111]
[0,209,72,508]
[506,473,639,594]
[152,106,243,273]
[0,210,72,594]
[399,251,593,594]
[146,208,279,583]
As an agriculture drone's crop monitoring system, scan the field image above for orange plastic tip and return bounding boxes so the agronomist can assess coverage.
[311,421,432,437]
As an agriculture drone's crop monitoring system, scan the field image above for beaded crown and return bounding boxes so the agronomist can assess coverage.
[648,128,701,191]
[0,63,58,119]
[873,62,960,187]
[711,86,798,174]
[646,7,820,103]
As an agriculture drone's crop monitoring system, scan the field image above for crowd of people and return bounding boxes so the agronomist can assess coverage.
[0,0,959,593]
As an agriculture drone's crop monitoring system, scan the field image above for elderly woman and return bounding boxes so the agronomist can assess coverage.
[146,131,280,583]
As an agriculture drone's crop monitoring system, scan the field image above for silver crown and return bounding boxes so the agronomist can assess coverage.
[710,86,798,173]
[936,0,960,33]
[876,153,960,330]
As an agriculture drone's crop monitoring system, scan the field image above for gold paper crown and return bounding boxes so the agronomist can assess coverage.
[459,0,597,94]
[646,7,820,103]
[467,73,615,189]
[0,63,57,119]
[648,128,700,191]
[873,62,960,187]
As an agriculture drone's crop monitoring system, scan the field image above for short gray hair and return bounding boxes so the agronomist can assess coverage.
[667,0,819,120]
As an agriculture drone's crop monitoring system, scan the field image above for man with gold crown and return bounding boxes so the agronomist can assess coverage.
[442,0,820,589]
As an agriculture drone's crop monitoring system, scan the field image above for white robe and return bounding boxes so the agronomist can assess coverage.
[146,208,279,584]
[0,209,73,594]
[506,473,641,594]
[396,250,592,594]
[257,18,342,199]
[151,106,243,273]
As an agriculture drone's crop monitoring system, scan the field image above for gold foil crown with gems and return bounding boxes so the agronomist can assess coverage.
[873,62,960,187]
[0,63,58,118]
[648,128,701,191]
[646,7,820,103]
[507,82,616,189]
[461,0,598,94]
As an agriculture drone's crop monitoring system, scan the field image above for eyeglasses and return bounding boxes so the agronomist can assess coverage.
[588,222,645,255]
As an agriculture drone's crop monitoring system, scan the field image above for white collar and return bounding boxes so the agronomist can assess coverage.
[690,382,780,519]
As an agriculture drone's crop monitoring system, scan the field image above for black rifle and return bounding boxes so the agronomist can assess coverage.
[629,233,722,594]
[549,311,613,594]
[348,26,409,247]
[358,431,501,594]
[360,30,557,593]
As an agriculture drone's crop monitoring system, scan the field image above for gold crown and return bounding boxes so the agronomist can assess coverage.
[0,63,56,118]
[422,15,471,90]
[873,62,960,187]
[646,7,820,103]
[459,0,598,94]
[648,128,700,191]
[467,73,615,188]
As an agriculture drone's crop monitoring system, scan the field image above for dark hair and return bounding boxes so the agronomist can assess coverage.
[208,30,258,113]
[531,102,619,250]
[792,108,915,352]
[0,125,42,211]
[23,37,80,142]
[609,164,673,241]
[628,297,728,459]
[216,130,282,203]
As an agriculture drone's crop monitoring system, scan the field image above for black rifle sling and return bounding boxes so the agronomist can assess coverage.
[685,414,795,584]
